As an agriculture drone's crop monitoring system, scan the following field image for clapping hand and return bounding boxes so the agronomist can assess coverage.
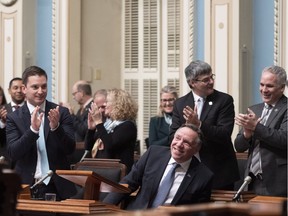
[183,105,201,127]
[235,108,260,139]
[31,106,43,131]
[0,106,7,123]
[48,106,60,129]
[88,102,102,129]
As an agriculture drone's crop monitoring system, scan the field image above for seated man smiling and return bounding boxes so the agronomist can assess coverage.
[103,124,214,210]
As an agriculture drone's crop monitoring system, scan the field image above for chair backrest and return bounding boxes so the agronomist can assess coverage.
[73,158,127,183]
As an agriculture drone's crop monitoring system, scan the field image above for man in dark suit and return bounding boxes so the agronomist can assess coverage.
[61,80,93,164]
[169,60,239,190]
[6,66,77,200]
[234,65,287,197]
[103,124,214,210]
[0,77,25,162]
[4,77,25,112]
[70,80,93,142]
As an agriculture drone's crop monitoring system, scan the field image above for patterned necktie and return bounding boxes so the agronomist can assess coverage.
[151,163,180,208]
[13,105,20,110]
[250,104,273,175]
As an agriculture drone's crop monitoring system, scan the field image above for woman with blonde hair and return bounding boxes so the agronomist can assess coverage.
[147,85,178,147]
[85,88,138,172]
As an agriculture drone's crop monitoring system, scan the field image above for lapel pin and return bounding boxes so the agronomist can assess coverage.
[209,101,213,105]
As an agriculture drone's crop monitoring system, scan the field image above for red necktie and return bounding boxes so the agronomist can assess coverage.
[13,105,20,110]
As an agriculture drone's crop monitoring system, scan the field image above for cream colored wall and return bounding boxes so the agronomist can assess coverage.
[62,0,122,111]
[80,0,122,91]
[22,0,36,69]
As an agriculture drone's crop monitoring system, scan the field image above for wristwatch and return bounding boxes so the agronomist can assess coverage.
[0,0,17,6]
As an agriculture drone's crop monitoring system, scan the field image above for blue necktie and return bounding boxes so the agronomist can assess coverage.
[151,163,179,208]
[37,111,50,184]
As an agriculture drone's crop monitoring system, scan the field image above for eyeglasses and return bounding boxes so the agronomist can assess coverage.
[195,74,215,84]
[161,98,175,103]
[72,91,79,96]
[98,105,106,109]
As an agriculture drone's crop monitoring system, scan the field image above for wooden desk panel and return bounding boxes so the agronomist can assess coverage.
[211,190,256,202]
[248,195,287,204]
[103,202,284,216]
[17,199,125,215]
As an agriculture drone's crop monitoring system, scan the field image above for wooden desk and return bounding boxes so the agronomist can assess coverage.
[95,195,286,216]
[211,190,256,202]
[16,199,125,216]
[56,170,130,200]
[104,202,284,216]
[248,195,287,204]
[248,196,287,216]
[76,142,85,150]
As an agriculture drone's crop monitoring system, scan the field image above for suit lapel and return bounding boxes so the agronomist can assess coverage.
[6,103,13,113]
[200,93,214,121]
[172,156,200,204]
[21,103,32,129]
[44,101,51,141]
[84,101,93,113]
[266,96,287,127]
[149,152,171,206]
[253,104,264,119]
[159,117,169,133]
[185,92,195,109]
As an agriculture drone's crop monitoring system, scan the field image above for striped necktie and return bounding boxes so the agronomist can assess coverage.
[250,104,273,175]
[13,105,20,110]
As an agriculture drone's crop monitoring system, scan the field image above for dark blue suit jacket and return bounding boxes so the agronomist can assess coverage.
[72,100,93,142]
[0,103,15,165]
[148,116,170,147]
[234,95,287,197]
[6,100,77,199]
[169,90,239,189]
[0,103,13,150]
[103,145,213,210]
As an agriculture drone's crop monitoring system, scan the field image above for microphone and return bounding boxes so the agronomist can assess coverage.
[232,176,252,202]
[80,150,90,162]
[30,170,53,190]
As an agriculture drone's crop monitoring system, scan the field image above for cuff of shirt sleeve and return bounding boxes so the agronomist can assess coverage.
[30,126,39,134]
[50,123,60,131]
[0,120,5,129]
